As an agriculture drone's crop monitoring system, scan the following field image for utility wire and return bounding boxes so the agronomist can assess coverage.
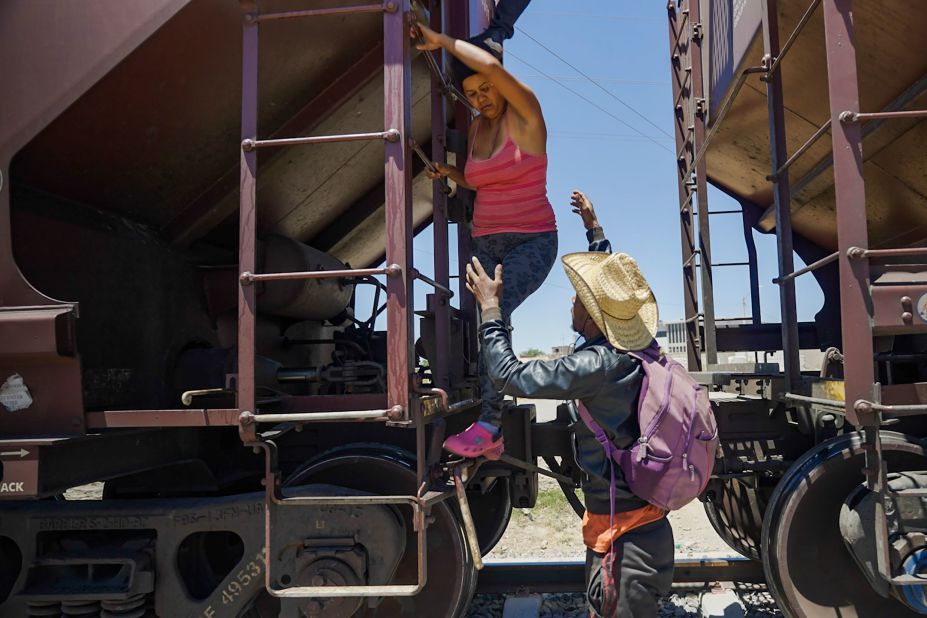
[516,27,674,140]
[520,74,667,87]
[506,51,673,154]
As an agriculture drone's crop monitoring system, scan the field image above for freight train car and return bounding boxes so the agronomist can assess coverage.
[669,0,927,615]
[0,1,584,617]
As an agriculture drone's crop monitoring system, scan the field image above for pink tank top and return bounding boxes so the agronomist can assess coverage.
[464,119,557,237]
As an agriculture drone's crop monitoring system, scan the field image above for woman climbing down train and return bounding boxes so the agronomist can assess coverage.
[412,9,557,460]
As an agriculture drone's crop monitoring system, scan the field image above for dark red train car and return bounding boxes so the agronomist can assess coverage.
[671,0,927,615]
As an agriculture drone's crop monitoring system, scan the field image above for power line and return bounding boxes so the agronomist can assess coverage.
[520,74,667,87]
[505,51,673,154]
[549,132,673,142]
[516,27,674,140]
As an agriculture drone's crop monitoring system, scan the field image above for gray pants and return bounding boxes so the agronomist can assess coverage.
[472,231,558,423]
[585,518,675,618]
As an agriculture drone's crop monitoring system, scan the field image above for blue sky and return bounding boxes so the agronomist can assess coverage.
[370,0,825,355]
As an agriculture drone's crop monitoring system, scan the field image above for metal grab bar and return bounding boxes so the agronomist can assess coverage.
[241,130,399,151]
[847,246,927,260]
[412,268,454,298]
[771,118,831,180]
[765,0,823,77]
[783,392,846,410]
[245,407,404,423]
[773,251,838,284]
[240,264,401,285]
[841,109,927,123]
[856,400,927,417]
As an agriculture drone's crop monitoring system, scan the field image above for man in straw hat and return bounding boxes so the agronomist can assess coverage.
[464,191,673,617]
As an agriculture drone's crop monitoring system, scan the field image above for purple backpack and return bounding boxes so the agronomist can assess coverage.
[577,342,719,512]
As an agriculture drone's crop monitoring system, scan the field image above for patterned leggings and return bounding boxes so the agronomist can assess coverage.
[471,231,558,424]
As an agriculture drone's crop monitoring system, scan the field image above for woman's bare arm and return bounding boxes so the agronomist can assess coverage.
[413,23,544,130]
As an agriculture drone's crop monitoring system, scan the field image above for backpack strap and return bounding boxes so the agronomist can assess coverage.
[628,340,662,363]
[576,401,620,526]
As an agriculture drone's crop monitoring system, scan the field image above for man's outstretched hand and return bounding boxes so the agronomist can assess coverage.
[466,257,503,310]
[570,190,600,231]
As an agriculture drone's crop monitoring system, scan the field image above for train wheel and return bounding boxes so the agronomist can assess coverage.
[703,478,770,561]
[278,444,477,618]
[762,432,927,617]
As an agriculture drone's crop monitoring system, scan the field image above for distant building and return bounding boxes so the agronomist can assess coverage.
[660,318,824,372]
[549,344,573,358]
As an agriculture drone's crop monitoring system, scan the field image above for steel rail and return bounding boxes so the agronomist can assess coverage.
[475,557,765,594]
[241,130,399,151]
[248,3,395,22]
[240,264,400,285]
[765,0,823,77]
[771,118,832,179]
[773,251,838,284]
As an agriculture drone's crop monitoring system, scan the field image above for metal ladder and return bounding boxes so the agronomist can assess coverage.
[233,0,465,600]
[669,0,769,373]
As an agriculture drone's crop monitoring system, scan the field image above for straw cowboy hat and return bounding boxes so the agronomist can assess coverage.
[562,252,659,351]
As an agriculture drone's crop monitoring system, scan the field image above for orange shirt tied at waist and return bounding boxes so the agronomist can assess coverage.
[582,504,666,553]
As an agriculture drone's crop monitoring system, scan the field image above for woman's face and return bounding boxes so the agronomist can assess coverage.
[462,75,505,119]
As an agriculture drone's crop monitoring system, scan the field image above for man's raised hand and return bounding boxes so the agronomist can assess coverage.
[465,257,503,310]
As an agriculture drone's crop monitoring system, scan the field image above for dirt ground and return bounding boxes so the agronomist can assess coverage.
[486,465,732,560]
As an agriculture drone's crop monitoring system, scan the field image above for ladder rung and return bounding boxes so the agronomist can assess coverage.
[242,130,399,151]
[270,583,422,598]
[711,262,750,267]
[252,408,399,423]
[241,265,400,285]
[250,3,394,24]
[275,493,417,507]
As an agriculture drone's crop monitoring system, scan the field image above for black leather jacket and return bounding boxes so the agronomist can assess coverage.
[479,228,648,514]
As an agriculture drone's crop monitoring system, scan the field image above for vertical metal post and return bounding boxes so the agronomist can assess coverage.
[741,205,763,325]
[688,0,717,366]
[822,0,874,427]
[448,0,477,374]
[668,0,701,370]
[822,0,885,577]
[762,0,801,389]
[430,0,450,390]
[238,1,259,422]
[384,0,413,419]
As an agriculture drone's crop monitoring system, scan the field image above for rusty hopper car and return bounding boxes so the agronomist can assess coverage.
[669,0,927,616]
[0,1,590,617]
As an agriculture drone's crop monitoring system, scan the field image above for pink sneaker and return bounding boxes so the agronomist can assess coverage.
[443,423,504,460]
